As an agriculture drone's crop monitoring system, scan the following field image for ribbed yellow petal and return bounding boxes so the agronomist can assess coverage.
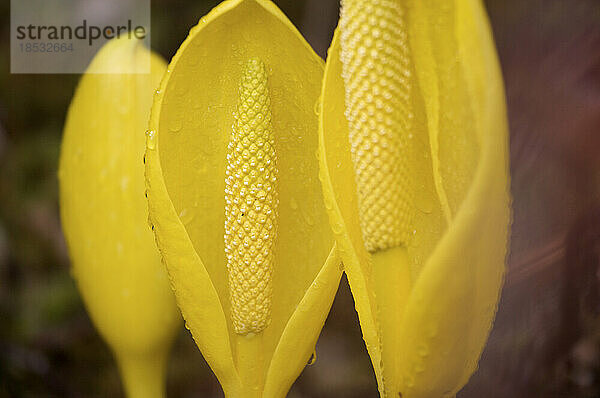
[59,38,181,398]
[319,0,510,397]
[144,1,341,396]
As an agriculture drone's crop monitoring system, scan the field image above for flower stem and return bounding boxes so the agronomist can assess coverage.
[117,351,168,398]
[372,246,412,395]
[236,332,265,398]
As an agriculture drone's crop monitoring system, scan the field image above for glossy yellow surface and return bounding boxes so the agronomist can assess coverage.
[319,0,511,397]
[144,1,342,397]
[59,38,181,398]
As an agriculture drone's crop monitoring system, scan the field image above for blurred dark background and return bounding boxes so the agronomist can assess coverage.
[0,0,599,397]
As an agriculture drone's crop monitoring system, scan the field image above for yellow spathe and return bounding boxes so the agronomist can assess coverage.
[59,37,181,398]
[319,0,511,397]
[144,0,342,397]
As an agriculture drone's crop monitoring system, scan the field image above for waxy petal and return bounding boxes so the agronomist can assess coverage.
[319,0,510,397]
[59,38,181,398]
[145,0,341,396]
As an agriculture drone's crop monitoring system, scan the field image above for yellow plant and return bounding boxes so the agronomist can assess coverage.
[144,0,342,397]
[59,38,181,398]
[319,0,511,397]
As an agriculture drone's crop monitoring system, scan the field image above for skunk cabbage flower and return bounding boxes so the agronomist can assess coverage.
[318,0,511,397]
[144,0,341,396]
[59,38,181,398]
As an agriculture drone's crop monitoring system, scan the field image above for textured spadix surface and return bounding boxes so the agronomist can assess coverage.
[225,58,278,335]
[319,0,511,397]
[144,1,341,397]
[59,38,181,398]
[340,0,415,253]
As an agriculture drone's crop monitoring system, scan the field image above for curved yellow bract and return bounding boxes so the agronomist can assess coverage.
[145,1,341,397]
[319,0,510,397]
[59,38,181,398]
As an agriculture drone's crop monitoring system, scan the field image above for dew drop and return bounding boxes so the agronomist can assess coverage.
[415,192,434,215]
[146,130,156,150]
[179,208,195,224]
[313,98,322,116]
[305,214,315,226]
[332,222,344,235]
[170,119,182,133]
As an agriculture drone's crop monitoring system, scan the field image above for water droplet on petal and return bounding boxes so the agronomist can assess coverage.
[170,119,182,133]
[307,350,317,365]
[305,214,315,226]
[179,208,195,225]
[146,130,156,150]
[313,99,322,116]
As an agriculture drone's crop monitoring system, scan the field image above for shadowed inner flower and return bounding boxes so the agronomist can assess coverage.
[224,58,278,335]
[340,0,414,253]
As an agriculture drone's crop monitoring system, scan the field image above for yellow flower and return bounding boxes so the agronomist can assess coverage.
[318,0,511,397]
[144,0,341,396]
[59,38,181,398]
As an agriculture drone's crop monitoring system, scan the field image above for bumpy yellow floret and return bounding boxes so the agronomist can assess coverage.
[340,0,414,253]
[224,58,278,335]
